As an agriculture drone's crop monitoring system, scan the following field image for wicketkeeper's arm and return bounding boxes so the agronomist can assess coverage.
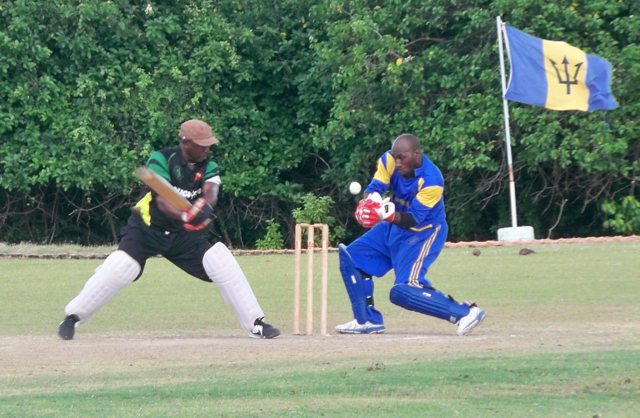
[371,200,418,229]
[389,212,418,229]
[355,194,418,229]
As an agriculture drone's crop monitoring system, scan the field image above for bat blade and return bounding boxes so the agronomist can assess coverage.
[135,167,192,211]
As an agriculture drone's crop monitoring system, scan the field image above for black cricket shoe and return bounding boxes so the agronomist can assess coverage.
[250,317,281,339]
[58,314,80,340]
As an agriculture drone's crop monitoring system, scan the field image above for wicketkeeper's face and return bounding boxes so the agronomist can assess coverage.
[392,147,421,176]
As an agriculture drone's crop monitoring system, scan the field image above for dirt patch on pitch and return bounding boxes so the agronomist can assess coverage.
[2,321,638,377]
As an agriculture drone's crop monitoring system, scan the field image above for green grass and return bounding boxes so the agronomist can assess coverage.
[2,350,639,417]
[1,242,640,417]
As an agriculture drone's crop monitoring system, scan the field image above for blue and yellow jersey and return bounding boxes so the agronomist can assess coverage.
[365,151,445,231]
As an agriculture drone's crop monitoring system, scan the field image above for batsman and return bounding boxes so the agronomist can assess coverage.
[335,134,486,336]
[58,119,280,340]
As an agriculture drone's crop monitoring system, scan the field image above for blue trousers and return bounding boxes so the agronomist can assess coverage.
[348,222,447,287]
[345,221,457,324]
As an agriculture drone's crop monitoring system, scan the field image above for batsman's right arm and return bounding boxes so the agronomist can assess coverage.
[154,194,184,220]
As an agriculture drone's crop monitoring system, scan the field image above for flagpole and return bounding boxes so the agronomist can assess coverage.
[496,16,518,228]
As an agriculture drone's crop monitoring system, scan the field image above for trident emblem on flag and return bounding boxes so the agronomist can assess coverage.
[549,56,584,95]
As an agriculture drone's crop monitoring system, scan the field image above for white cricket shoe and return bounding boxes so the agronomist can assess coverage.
[335,319,386,334]
[456,304,486,336]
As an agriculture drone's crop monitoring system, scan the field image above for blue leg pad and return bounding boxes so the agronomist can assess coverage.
[389,284,470,324]
[362,275,384,324]
[339,244,368,324]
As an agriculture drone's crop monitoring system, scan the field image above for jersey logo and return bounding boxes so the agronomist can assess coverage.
[176,187,202,200]
[194,172,203,180]
[172,166,183,180]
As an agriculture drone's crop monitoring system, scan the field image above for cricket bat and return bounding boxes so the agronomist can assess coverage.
[135,167,192,211]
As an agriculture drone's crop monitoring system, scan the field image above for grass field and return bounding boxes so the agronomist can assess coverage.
[1,242,639,417]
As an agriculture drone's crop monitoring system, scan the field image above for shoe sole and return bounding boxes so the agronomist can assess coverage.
[336,328,386,334]
[457,311,486,336]
[249,331,281,339]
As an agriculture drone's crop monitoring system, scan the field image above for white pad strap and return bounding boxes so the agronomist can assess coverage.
[65,250,141,323]
[203,243,264,331]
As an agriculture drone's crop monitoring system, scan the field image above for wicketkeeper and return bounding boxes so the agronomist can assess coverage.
[335,134,486,336]
[58,119,280,340]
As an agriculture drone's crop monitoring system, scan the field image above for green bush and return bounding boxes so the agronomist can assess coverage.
[603,196,640,235]
[0,0,638,245]
[293,193,345,245]
[255,219,284,250]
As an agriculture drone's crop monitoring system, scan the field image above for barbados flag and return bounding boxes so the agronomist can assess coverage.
[504,25,617,111]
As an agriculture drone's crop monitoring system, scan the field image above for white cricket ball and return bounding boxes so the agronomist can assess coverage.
[349,181,362,195]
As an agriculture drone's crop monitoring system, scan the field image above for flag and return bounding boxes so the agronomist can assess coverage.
[503,25,617,111]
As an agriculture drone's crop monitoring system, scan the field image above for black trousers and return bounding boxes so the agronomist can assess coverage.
[118,217,213,282]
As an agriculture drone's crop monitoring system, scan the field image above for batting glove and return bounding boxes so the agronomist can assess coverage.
[182,198,213,229]
[183,218,212,231]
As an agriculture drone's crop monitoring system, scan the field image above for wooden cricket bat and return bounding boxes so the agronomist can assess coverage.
[135,167,192,211]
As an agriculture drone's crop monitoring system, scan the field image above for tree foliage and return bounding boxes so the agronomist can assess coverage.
[0,0,638,246]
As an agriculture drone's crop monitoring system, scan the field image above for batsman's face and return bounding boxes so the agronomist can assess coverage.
[182,140,210,163]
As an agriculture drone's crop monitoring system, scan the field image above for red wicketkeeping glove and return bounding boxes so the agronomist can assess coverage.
[355,199,369,227]
[354,193,395,228]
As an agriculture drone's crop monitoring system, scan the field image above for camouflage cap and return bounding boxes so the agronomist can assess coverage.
[179,119,218,146]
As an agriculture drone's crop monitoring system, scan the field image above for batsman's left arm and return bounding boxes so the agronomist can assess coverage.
[202,181,219,208]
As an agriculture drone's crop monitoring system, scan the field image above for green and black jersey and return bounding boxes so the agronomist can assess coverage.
[134,147,220,232]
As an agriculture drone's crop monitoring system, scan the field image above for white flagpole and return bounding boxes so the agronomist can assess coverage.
[496,16,518,228]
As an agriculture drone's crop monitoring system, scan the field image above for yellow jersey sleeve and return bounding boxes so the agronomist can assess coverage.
[415,178,443,208]
[372,153,395,185]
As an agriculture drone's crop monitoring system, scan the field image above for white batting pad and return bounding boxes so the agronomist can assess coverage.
[65,250,141,323]
[203,243,264,331]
